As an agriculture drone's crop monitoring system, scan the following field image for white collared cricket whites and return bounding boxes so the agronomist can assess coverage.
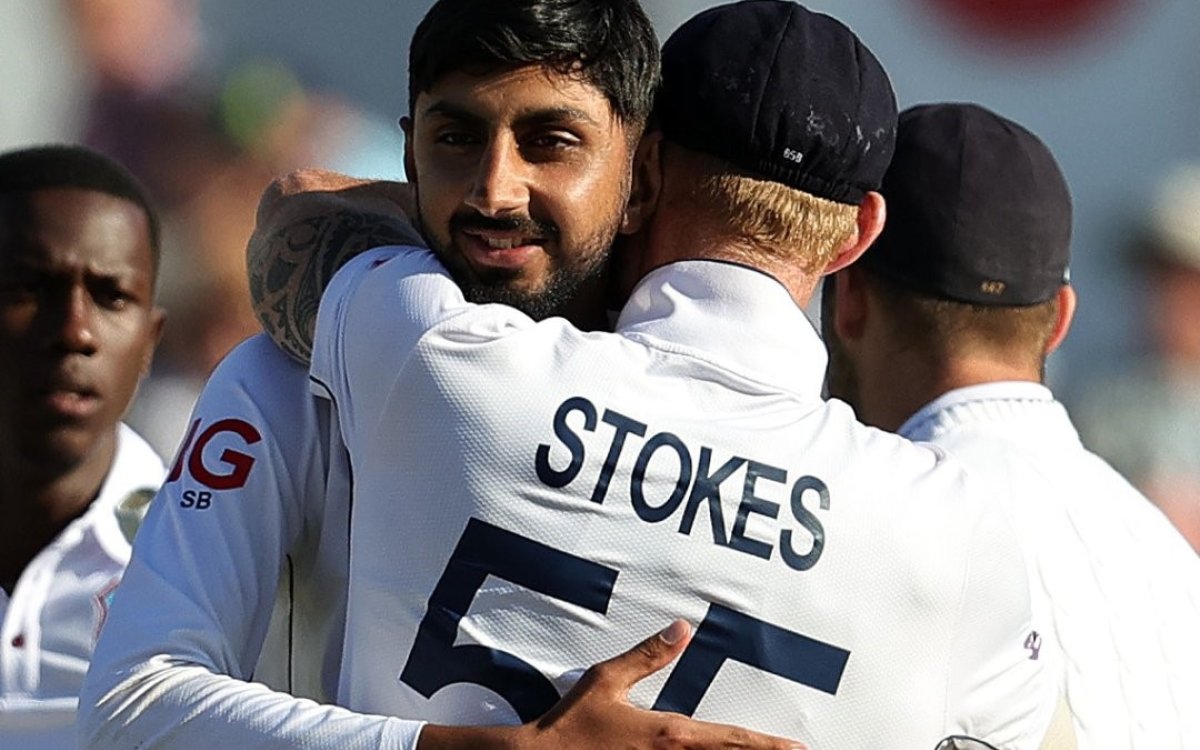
[0,424,162,750]
[308,247,1057,749]
[78,336,413,750]
[899,382,1200,750]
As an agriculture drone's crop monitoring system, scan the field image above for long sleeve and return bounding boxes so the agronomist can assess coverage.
[78,335,425,750]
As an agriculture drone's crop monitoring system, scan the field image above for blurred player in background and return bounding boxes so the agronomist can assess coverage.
[1073,163,1200,552]
[822,102,1200,748]
[0,144,165,749]
[254,2,1057,747]
[80,1,800,749]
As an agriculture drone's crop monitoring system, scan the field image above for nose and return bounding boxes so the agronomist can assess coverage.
[463,136,529,217]
[46,285,98,355]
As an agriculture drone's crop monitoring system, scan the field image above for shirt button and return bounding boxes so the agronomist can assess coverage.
[11,634,25,648]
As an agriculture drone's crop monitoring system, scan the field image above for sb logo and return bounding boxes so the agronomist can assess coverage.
[167,418,263,492]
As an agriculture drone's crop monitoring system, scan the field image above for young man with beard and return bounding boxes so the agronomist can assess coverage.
[0,144,165,749]
[81,2,798,749]
[247,2,1058,747]
[822,102,1200,749]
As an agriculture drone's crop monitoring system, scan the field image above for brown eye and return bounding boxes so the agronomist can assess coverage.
[435,130,482,147]
[92,280,134,311]
[525,131,579,150]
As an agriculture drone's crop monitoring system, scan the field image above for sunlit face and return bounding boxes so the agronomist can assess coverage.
[0,188,163,471]
[403,65,637,320]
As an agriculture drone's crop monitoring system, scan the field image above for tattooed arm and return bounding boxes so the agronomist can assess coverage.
[247,169,424,363]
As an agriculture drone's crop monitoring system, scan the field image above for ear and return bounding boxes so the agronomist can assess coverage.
[619,130,663,235]
[832,265,870,344]
[822,191,886,275]
[400,116,417,185]
[141,306,167,379]
[1045,284,1076,354]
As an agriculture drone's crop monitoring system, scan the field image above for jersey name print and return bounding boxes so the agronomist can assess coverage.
[314,248,1055,750]
[534,396,831,570]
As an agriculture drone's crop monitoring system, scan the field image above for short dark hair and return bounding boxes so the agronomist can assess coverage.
[408,0,660,128]
[0,144,161,279]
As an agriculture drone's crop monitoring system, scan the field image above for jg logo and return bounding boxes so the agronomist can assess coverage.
[167,418,264,506]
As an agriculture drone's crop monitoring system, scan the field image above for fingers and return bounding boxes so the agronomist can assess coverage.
[255,169,337,226]
[257,169,408,224]
[595,622,808,750]
[668,715,807,750]
[587,620,693,699]
[276,168,371,196]
[363,180,418,216]
[531,621,806,750]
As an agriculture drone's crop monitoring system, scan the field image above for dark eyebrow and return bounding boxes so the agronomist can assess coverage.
[423,101,602,130]
[423,101,488,127]
[519,107,601,130]
[1,254,146,285]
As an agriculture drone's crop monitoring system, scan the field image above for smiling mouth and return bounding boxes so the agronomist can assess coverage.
[460,231,548,270]
[465,230,546,249]
[480,237,532,249]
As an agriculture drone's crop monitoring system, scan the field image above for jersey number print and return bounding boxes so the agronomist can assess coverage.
[400,518,851,721]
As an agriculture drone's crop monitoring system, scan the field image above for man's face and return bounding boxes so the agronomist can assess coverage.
[403,65,637,319]
[0,188,163,471]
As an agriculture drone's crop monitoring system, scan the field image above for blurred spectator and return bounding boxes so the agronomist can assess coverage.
[0,2,85,149]
[1074,164,1200,552]
[0,144,166,750]
[63,0,262,457]
[62,0,404,458]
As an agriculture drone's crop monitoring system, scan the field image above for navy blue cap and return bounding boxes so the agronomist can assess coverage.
[861,103,1072,306]
[657,0,897,205]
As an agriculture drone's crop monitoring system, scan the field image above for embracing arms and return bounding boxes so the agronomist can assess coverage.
[247,169,423,363]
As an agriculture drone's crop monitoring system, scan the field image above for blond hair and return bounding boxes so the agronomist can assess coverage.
[684,153,859,273]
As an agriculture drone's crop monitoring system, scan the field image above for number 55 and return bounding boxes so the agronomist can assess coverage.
[400,519,850,722]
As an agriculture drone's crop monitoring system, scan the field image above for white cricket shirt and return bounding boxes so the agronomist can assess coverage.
[312,248,1057,750]
[80,335,421,750]
[899,382,1200,750]
[0,424,163,750]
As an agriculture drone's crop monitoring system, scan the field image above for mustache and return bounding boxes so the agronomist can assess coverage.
[449,211,559,239]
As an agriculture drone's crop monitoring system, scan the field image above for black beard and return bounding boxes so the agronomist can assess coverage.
[457,256,607,321]
[422,210,614,321]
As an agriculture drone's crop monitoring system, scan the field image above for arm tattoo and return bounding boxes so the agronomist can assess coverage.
[248,209,423,363]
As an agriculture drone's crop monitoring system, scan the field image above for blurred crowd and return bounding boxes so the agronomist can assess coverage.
[1072,164,1200,551]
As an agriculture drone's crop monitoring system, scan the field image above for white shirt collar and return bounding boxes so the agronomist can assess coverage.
[899,381,1055,441]
[86,424,165,563]
[616,260,827,397]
